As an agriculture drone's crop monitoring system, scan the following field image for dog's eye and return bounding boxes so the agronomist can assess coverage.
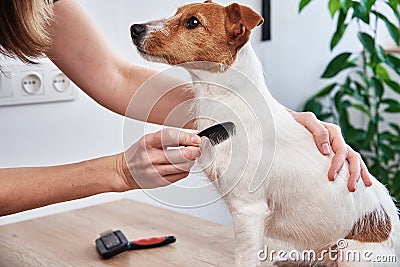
[184,16,201,29]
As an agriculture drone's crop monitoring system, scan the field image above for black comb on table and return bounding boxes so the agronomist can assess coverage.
[198,121,236,146]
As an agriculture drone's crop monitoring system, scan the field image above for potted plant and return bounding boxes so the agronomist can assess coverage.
[299,0,400,204]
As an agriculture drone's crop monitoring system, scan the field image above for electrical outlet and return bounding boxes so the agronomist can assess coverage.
[52,72,71,93]
[0,61,76,107]
[22,72,43,95]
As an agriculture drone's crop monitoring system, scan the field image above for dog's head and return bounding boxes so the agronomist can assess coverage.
[130,1,263,70]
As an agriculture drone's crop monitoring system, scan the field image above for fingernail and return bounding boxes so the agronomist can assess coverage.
[354,181,358,190]
[191,135,201,144]
[322,143,331,154]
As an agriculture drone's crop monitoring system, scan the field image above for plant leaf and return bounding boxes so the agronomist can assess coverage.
[387,0,398,10]
[386,0,400,24]
[358,32,375,53]
[331,25,348,50]
[348,128,366,149]
[380,144,396,159]
[334,90,344,108]
[385,105,400,113]
[304,98,323,114]
[375,64,391,81]
[392,172,400,196]
[352,2,369,23]
[331,10,348,50]
[372,77,384,98]
[386,54,400,73]
[299,0,313,12]
[321,52,355,78]
[315,83,337,97]
[376,45,387,62]
[382,98,400,113]
[362,0,376,13]
[353,80,366,99]
[319,113,334,120]
[329,0,341,17]
[389,123,400,135]
[374,11,400,45]
[340,0,353,12]
[352,103,371,116]
[380,96,394,107]
[361,121,375,148]
[385,80,400,94]
[379,131,398,143]
[342,100,352,108]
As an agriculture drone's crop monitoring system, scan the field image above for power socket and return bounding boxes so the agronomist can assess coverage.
[22,72,43,95]
[0,61,76,107]
[52,72,71,93]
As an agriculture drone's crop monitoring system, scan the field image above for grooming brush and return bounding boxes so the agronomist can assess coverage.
[96,230,176,259]
[198,121,236,146]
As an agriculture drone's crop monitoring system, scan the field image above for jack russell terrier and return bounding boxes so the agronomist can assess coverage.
[130,1,400,266]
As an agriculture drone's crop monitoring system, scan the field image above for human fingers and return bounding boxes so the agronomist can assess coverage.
[290,111,331,154]
[145,128,201,149]
[156,161,196,176]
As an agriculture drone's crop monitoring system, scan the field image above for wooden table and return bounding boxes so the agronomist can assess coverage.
[0,200,234,266]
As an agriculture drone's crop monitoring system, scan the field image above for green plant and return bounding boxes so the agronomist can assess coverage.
[299,0,400,204]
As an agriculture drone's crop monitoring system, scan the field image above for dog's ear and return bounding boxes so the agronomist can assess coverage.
[204,0,212,3]
[225,3,264,43]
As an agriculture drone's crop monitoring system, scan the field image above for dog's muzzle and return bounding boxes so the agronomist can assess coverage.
[130,24,147,43]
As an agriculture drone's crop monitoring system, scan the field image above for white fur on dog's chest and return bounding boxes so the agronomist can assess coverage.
[192,81,263,193]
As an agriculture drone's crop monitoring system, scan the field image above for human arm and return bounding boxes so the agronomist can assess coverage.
[46,0,193,127]
[0,155,120,216]
[0,0,203,217]
[0,129,201,216]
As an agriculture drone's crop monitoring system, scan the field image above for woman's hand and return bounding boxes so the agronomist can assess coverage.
[289,110,373,192]
[116,128,201,190]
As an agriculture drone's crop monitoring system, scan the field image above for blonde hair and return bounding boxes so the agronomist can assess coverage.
[0,0,53,64]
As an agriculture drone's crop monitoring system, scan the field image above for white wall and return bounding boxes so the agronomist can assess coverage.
[1,0,395,226]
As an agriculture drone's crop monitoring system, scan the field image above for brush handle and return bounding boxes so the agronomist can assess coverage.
[129,236,176,250]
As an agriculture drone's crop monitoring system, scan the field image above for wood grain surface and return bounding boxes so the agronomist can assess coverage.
[0,200,234,266]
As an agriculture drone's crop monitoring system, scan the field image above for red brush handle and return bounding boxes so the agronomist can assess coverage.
[129,236,176,250]
[134,237,167,246]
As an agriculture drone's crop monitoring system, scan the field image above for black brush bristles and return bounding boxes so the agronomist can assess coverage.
[198,122,236,146]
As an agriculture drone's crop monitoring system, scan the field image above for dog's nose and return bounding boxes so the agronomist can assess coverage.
[130,24,147,39]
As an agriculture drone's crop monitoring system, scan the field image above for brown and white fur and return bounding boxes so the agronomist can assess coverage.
[131,1,400,266]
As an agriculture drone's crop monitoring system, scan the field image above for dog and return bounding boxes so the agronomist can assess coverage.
[130,1,400,266]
